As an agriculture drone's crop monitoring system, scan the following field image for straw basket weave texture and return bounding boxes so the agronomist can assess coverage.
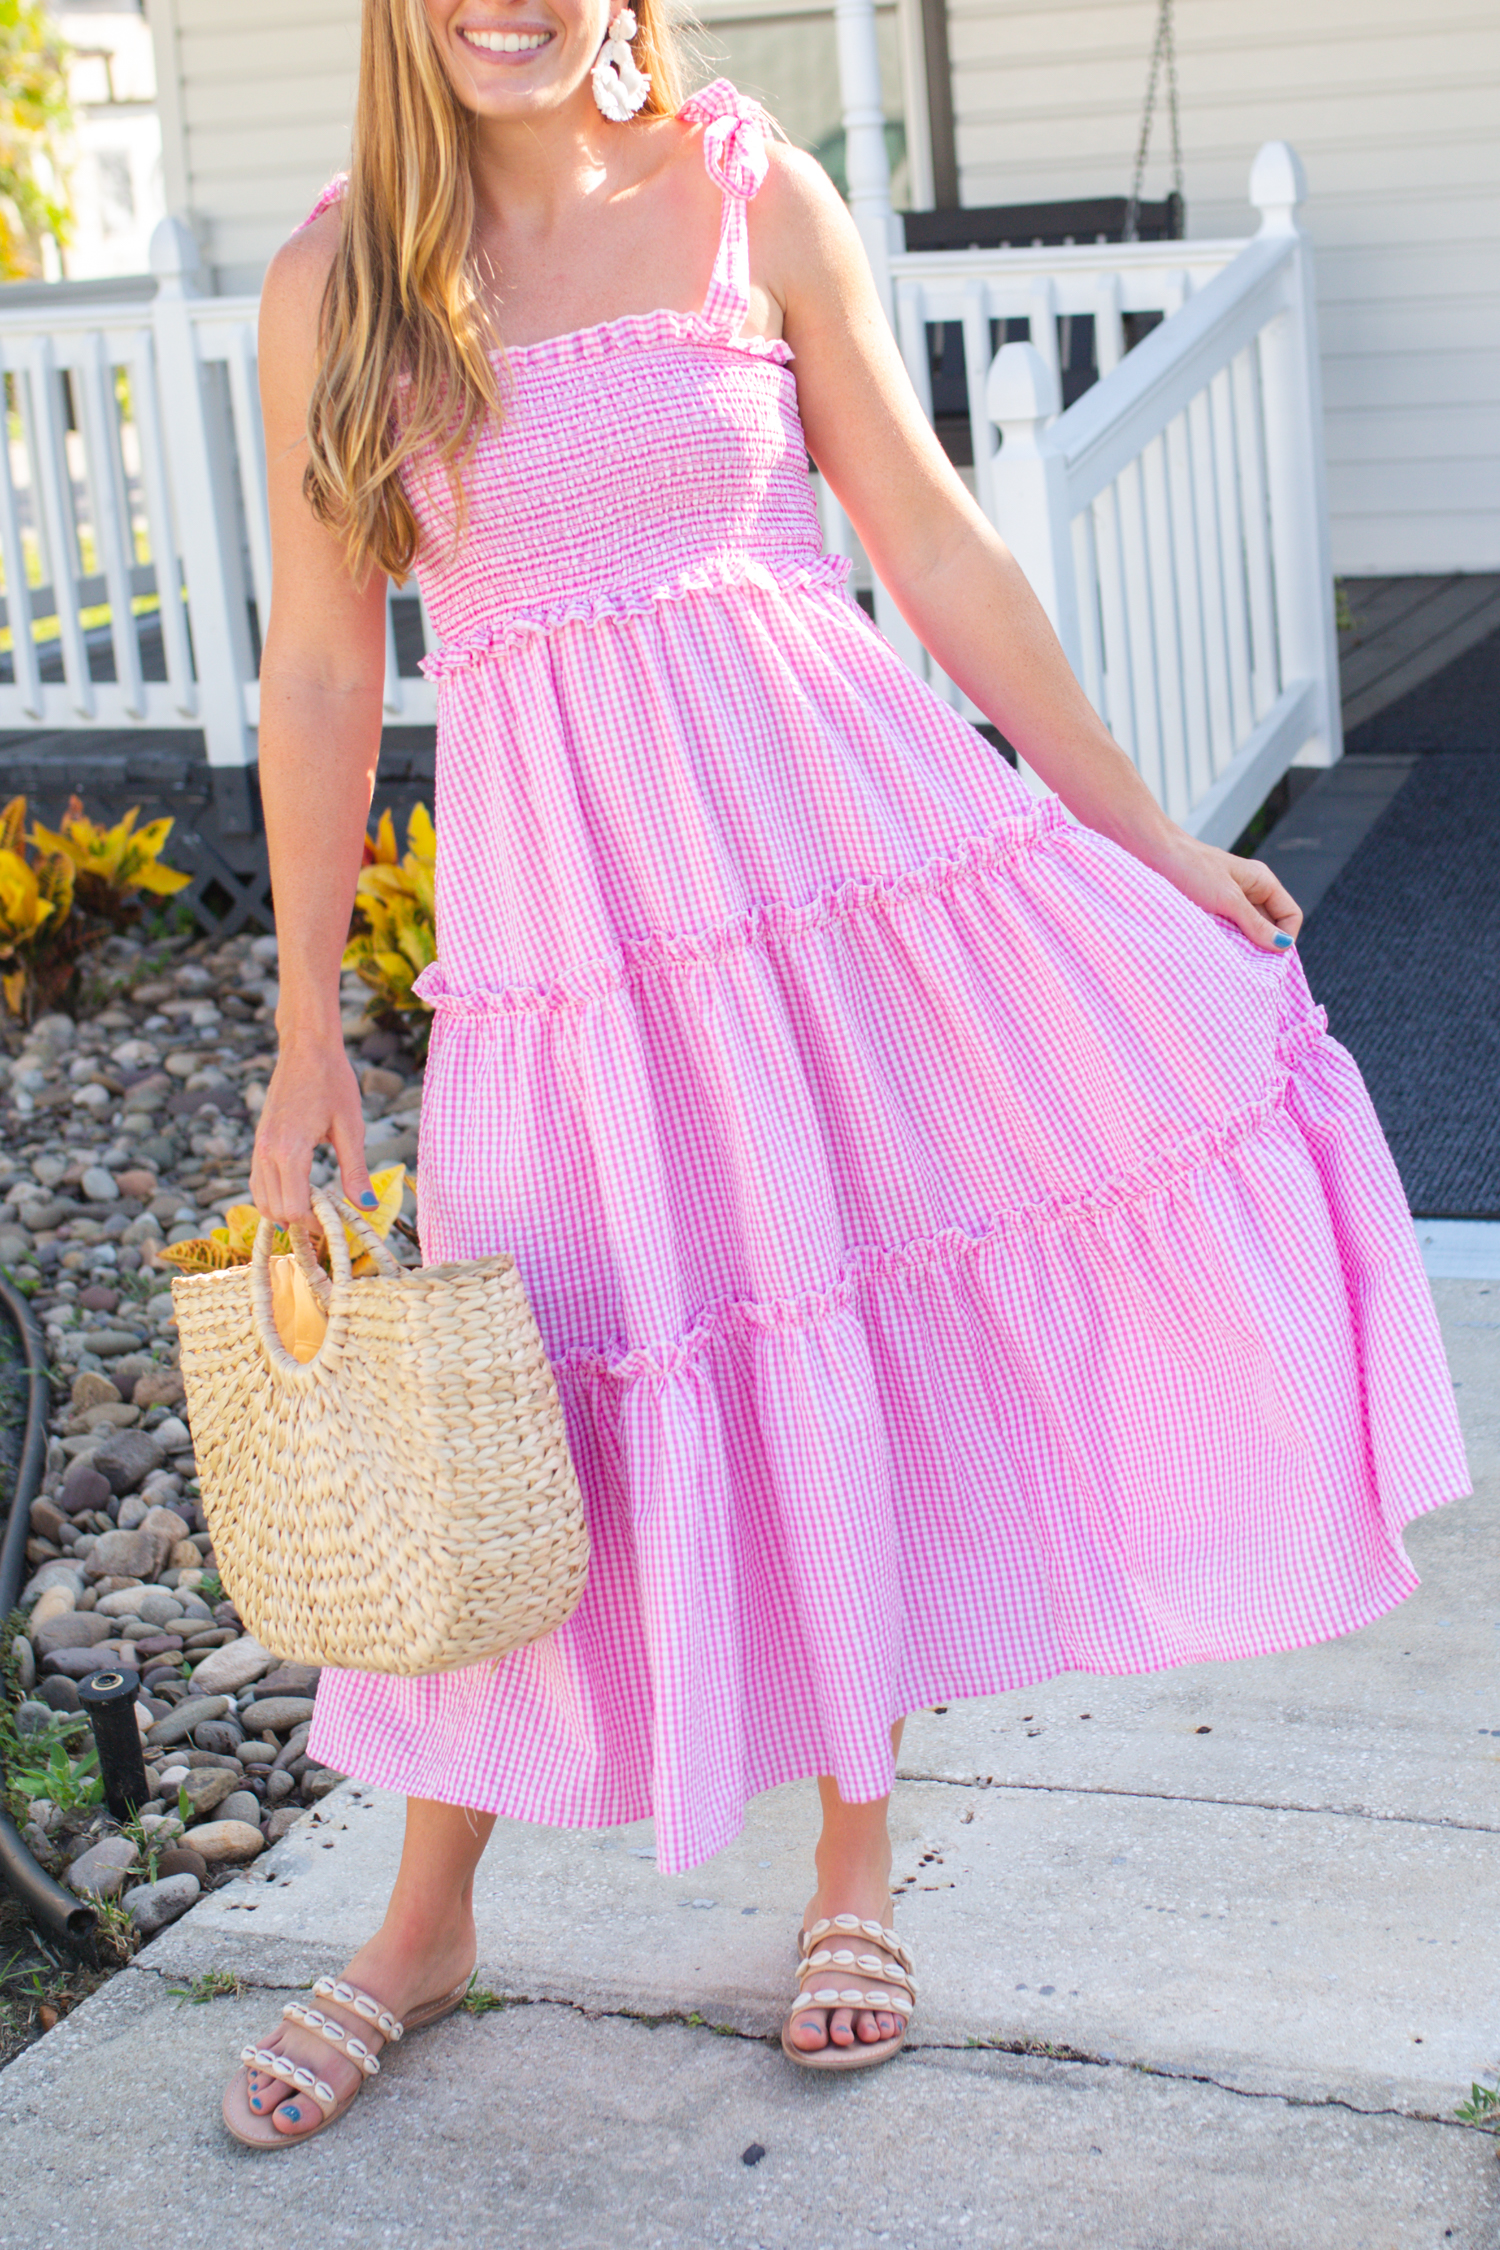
[171,1190,589,1674]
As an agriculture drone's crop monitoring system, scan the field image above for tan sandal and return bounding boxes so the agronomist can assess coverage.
[780,1914,915,2072]
[222,1973,470,2149]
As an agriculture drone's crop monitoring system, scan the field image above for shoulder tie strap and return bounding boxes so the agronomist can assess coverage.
[678,79,771,338]
[299,174,348,231]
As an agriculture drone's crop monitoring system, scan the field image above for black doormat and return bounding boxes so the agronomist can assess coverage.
[1346,623,1500,753]
[1297,753,1500,1217]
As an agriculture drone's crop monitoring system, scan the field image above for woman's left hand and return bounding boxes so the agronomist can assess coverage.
[1132,824,1303,952]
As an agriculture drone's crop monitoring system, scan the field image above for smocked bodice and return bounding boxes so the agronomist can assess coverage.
[409,316,840,672]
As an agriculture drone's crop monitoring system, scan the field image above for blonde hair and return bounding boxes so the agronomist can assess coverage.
[304,0,690,580]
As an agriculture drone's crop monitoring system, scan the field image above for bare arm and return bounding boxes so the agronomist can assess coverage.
[251,212,388,1226]
[756,151,1300,949]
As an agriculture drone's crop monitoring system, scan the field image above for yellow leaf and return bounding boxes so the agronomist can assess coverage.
[129,859,192,896]
[406,802,436,862]
[0,797,25,857]
[157,1236,242,1273]
[372,808,398,865]
[1,967,25,1015]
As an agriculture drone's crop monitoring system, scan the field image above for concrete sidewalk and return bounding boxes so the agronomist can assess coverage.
[2,1280,1497,2247]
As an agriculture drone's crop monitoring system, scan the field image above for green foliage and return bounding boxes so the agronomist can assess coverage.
[461,1976,505,2016]
[0,0,72,280]
[0,794,190,1021]
[343,804,436,1050]
[1456,2077,1500,2129]
[169,1967,245,2004]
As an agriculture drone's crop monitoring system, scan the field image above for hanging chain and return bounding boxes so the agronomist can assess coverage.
[1124,0,1183,241]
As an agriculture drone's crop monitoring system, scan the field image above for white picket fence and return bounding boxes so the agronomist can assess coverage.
[0,141,1338,845]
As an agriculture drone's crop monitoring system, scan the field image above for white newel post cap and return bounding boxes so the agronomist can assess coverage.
[149,214,205,298]
[986,341,1062,452]
[1249,143,1307,236]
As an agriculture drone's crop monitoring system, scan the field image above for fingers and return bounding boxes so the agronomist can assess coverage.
[1232,855,1303,946]
[329,1109,378,1215]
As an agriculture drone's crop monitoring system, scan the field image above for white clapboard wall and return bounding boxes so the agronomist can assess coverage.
[945,0,1500,576]
[147,0,363,296]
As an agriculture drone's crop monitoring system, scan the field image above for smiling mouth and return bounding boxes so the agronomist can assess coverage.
[458,25,555,55]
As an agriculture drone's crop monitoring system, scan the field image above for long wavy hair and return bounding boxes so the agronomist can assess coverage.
[304,0,691,580]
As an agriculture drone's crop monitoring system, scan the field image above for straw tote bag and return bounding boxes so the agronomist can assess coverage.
[171,1189,590,1674]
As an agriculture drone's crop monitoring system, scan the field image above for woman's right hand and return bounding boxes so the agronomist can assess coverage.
[250,1032,376,1227]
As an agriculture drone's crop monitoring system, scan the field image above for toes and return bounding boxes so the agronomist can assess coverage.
[790,2012,828,2050]
[828,2007,856,2047]
[855,2010,881,2044]
[272,2096,319,2137]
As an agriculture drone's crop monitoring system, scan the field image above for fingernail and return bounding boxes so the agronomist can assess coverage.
[360,1191,378,1207]
[1273,934,1293,949]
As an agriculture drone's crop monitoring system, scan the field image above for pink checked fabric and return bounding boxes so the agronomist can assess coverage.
[305,83,1468,1872]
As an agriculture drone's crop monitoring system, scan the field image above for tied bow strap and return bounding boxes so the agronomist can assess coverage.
[679,80,770,201]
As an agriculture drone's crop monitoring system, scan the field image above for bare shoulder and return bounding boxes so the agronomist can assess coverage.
[259,204,341,398]
[754,140,866,286]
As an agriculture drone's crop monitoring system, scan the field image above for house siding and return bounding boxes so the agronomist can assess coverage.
[147,0,360,293]
[944,0,1500,574]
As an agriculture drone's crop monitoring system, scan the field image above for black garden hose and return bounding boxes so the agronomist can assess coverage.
[0,1269,97,1944]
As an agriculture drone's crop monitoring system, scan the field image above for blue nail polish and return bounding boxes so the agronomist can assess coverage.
[1273,934,1293,950]
[360,1190,378,1207]
[282,2107,300,2123]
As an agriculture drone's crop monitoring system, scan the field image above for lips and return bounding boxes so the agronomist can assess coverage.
[458,25,554,55]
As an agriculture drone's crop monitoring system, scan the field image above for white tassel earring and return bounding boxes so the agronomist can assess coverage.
[592,8,650,121]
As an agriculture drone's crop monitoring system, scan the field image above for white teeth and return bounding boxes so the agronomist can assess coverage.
[463,27,552,51]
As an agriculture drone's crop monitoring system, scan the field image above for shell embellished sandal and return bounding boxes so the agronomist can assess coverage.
[222,1973,470,2149]
[781,1914,916,2072]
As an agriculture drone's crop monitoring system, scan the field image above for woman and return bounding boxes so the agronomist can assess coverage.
[227,0,1467,2145]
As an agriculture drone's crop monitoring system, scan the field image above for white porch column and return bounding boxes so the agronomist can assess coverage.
[834,0,899,318]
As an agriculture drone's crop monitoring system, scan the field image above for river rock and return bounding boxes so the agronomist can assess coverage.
[140,1503,189,1557]
[189,1636,276,1695]
[193,1720,244,1756]
[242,1696,316,1737]
[180,1767,241,1819]
[270,1721,313,1771]
[90,1429,166,1496]
[263,1806,303,1844]
[15,1701,53,1739]
[43,1644,130,1680]
[29,1498,69,1544]
[66,1836,138,1899]
[302,1768,343,1802]
[136,1589,184,1627]
[155,1845,208,1884]
[69,1371,121,1413]
[34,1612,114,1657]
[80,1166,119,1203]
[253,1663,321,1699]
[123,1872,200,1937]
[84,1529,160,1582]
[133,1366,186,1409]
[188,1820,264,1865]
[12,1636,34,1693]
[145,1694,231,1748]
[96,1585,149,1616]
[28,1585,77,1631]
[24,1558,84,1600]
[59,1463,112,1513]
[37,1675,82,1713]
[264,1770,295,1804]
[218,1790,261,1826]
[152,1415,192,1453]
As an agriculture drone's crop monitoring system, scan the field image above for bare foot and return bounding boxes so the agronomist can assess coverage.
[244,1917,475,2139]
[788,1885,905,2054]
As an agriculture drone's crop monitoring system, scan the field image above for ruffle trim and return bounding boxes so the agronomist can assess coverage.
[419,551,848,677]
[412,798,1068,1012]
[494,307,794,375]
[550,1018,1330,1387]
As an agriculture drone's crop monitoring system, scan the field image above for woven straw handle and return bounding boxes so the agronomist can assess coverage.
[248,1187,403,1375]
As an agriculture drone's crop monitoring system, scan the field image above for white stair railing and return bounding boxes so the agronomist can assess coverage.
[876,140,1340,844]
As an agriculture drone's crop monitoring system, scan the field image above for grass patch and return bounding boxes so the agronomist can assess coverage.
[169,1967,245,2005]
[461,1976,505,2017]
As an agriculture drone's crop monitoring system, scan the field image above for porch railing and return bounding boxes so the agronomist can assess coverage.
[0,142,1337,851]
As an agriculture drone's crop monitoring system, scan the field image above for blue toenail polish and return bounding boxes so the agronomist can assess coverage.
[1273,933,1292,949]
[283,2107,300,2123]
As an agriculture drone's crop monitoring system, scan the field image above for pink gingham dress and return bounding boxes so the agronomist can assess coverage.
[306,83,1468,1872]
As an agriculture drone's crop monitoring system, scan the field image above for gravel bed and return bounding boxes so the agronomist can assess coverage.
[1,925,423,1961]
